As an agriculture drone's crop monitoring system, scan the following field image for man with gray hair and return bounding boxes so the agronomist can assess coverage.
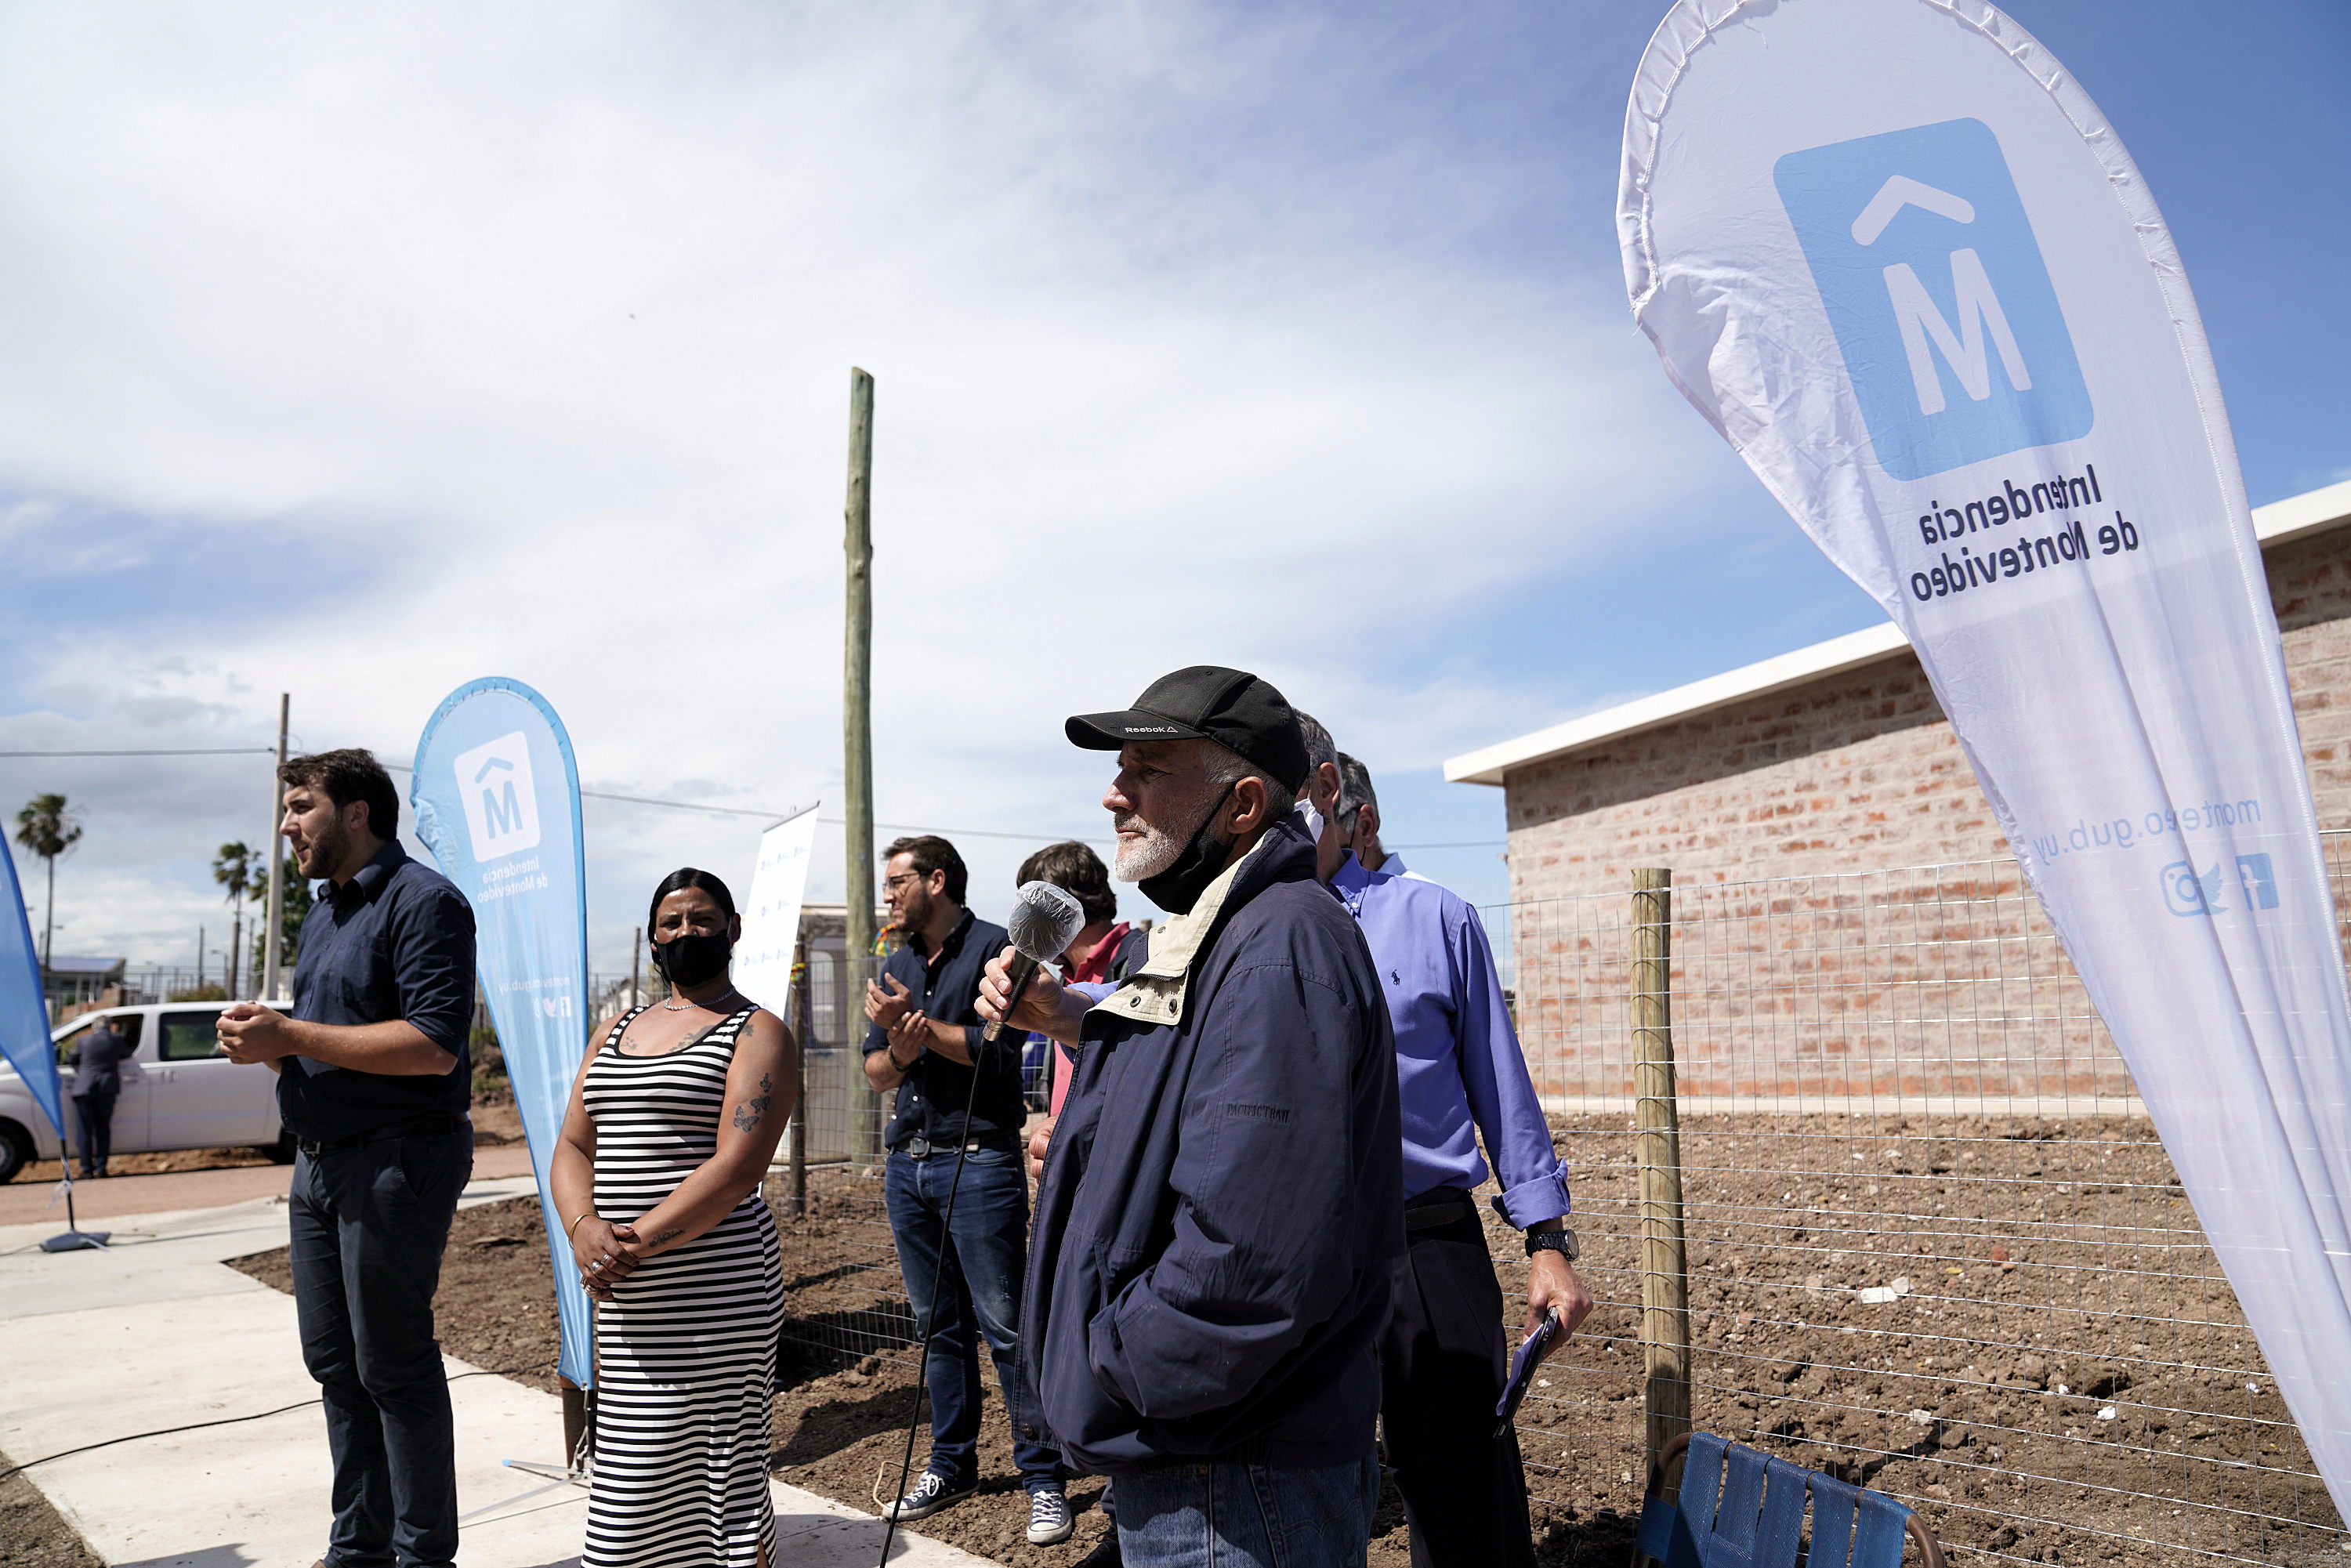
[1289,709,1347,882]
[987,665,1402,1568]
[1335,751,1422,880]
[1322,748,1590,1568]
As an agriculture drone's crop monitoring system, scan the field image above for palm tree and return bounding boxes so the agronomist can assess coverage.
[14,794,83,972]
[212,842,255,997]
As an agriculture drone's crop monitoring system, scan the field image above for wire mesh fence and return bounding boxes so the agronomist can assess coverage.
[766,950,921,1364]
[1494,845,2351,1567]
[766,845,2351,1566]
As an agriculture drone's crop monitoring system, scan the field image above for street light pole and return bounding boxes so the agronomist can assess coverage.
[260,693,289,1001]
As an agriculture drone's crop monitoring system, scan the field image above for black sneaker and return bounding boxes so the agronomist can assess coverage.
[882,1470,975,1522]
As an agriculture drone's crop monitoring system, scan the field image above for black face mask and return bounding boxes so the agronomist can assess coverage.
[653,929,734,989]
[1139,784,1239,917]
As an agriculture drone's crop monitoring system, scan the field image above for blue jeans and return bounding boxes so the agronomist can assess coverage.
[289,1128,471,1567]
[1114,1453,1380,1568]
[883,1144,1060,1491]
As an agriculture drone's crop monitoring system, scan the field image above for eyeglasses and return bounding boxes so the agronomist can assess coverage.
[883,872,925,893]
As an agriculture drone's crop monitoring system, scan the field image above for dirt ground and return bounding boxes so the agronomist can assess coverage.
[0,1450,103,1568]
[224,1112,2346,1567]
[7,1099,527,1186]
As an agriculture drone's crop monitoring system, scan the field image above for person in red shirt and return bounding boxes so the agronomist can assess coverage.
[1014,841,1150,1117]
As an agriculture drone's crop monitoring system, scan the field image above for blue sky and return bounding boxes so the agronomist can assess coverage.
[0,0,2342,969]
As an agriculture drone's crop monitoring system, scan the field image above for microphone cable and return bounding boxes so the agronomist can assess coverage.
[875,1031,994,1568]
[0,1357,560,1484]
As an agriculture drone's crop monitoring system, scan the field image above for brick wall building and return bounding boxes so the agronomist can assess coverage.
[1445,480,2351,1107]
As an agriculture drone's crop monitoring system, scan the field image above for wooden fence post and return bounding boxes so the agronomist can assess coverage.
[790,936,811,1217]
[1633,867,1690,1473]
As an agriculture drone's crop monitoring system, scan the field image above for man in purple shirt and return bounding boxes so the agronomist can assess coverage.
[1324,753,1591,1568]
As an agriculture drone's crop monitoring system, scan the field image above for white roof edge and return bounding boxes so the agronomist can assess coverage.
[2254,476,2351,550]
[1445,479,2351,787]
[1443,621,1911,785]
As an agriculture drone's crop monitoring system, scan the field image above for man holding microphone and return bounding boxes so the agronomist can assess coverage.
[987,666,1402,1568]
[998,726,1591,1568]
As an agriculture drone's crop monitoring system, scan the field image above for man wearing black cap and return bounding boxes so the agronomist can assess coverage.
[1001,666,1403,1568]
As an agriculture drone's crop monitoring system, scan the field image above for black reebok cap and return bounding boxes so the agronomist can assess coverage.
[1066,666,1311,795]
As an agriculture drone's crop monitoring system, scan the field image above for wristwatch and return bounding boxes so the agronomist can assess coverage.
[1525,1226,1580,1262]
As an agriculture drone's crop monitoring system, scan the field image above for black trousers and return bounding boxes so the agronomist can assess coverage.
[71,1089,116,1175]
[1379,1190,1537,1568]
[289,1127,471,1568]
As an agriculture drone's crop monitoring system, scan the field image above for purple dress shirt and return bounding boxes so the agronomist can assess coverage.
[1329,853,1572,1228]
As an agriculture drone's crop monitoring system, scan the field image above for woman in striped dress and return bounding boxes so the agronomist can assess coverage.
[551,867,797,1568]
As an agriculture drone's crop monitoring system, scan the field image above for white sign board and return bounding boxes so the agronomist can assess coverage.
[734,806,820,1019]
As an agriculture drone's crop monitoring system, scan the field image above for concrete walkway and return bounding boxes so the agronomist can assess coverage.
[0,1176,988,1568]
[0,1143,542,1227]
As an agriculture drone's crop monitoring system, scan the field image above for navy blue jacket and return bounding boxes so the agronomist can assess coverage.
[1022,810,1402,1474]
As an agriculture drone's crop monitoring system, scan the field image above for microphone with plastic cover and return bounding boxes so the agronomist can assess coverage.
[982,880,1086,1044]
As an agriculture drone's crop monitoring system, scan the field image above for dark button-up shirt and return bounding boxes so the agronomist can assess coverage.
[280,840,478,1141]
[860,907,1023,1148]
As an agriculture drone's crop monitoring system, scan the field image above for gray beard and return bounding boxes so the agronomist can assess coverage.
[1112,811,1183,882]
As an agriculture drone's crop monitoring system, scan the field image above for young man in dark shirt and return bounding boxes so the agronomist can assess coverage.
[217,748,476,1568]
[861,834,1069,1544]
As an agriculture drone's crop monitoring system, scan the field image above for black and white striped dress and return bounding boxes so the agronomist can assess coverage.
[582,1005,781,1568]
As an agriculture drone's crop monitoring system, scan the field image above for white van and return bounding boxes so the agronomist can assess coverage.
[0,1002,292,1181]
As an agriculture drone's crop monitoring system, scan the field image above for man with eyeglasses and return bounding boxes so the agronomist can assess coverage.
[861,835,1070,1544]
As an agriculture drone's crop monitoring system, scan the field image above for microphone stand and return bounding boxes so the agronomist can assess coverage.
[42,1122,110,1254]
[876,960,1043,1568]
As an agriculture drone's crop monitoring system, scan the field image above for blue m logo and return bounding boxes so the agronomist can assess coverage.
[453,732,542,860]
[1776,118,2093,481]
[480,773,526,839]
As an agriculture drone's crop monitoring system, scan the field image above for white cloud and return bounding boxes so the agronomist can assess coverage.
[0,2,1736,965]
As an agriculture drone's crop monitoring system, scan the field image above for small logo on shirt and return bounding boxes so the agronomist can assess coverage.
[454,730,542,862]
[1226,1103,1291,1124]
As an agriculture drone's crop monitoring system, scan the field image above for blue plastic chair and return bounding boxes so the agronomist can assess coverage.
[1633,1432,1945,1568]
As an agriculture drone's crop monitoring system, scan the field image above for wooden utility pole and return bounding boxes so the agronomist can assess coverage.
[844,368,883,1171]
[1633,867,1690,1472]
[789,935,812,1215]
[630,927,643,1009]
[260,694,290,1001]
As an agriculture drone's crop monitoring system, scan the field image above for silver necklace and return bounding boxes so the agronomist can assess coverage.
[660,987,744,1013]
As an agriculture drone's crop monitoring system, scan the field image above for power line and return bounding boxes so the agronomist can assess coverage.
[375,759,1104,845]
[0,744,1314,847]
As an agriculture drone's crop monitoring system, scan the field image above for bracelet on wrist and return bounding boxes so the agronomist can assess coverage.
[568,1211,596,1238]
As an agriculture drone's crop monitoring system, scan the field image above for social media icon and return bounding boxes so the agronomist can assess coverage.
[1774,118,2092,480]
[454,730,542,861]
[2160,860,2226,918]
[2235,853,2280,911]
